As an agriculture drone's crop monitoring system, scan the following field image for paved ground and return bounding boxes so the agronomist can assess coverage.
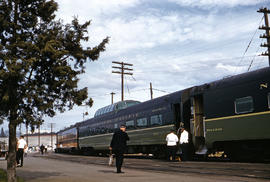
[0,154,269,182]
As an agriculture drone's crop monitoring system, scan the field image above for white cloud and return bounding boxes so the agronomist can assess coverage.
[35,0,269,132]
[169,0,269,8]
[104,16,182,51]
[89,9,261,57]
[216,62,248,74]
[55,0,141,23]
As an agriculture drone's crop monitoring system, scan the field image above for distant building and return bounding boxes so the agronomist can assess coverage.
[1,132,57,151]
[0,137,8,151]
[24,132,57,149]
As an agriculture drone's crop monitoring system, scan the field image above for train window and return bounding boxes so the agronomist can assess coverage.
[150,114,162,126]
[235,96,254,114]
[109,105,114,112]
[137,118,148,127]
[103,106,108,113]
[126,120,135,129]
[104,106,109,113]
[116,102,126,110]
[268,93,270,109]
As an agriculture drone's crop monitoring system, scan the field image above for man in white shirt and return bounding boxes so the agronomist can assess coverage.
[16,136,27,167]
[166,129,179,161]
[179,126,189,161]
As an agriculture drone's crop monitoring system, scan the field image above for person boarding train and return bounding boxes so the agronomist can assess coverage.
[179,126,189,161]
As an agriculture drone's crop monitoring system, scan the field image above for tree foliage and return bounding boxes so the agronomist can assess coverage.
[0,0,109,127]
[0,0,109,181]
[0,127,6,137]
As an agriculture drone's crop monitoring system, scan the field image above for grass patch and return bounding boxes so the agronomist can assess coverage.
[0,169,24,182]
[0,169,7,182]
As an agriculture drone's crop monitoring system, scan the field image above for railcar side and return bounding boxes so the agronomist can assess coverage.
[78,91,182,156]
[55,67,270,161]
[55,125,78,153]
[191,67,270,161]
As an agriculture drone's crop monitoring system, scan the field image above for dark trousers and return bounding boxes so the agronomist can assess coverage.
[180,143,189,161]
[167,145,177,161]
[16,149,24,166]
[114,149,124,172]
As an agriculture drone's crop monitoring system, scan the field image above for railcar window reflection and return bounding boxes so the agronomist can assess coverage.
[150,114,162,126]
[137,118,148,127]
[234,96,254,114]
[126,120,135,129]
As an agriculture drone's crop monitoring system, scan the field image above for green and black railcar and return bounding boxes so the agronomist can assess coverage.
[55,67,270,161]
[78,94,182,156]
[55,125,79,153]
[191,67,270,160]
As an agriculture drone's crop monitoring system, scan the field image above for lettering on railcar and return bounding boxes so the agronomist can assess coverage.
[152,107,166,113]
[206,128,223,132]
[260,83,268,89]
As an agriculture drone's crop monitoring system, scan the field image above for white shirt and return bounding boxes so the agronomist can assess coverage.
[179,130,189,144]
[18,138,27,149]
[166,132,179,146]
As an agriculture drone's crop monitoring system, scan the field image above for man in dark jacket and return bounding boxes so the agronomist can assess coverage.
[109,125,129,173]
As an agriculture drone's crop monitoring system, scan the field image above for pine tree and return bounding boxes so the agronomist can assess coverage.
[0,1,109,181]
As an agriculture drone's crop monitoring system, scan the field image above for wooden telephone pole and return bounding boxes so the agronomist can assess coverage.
[38,125,40,147]
[110,92,115,104]
[112,61,133,101]
[48,123,55,147]
[258,7,270,66]
[150,82,153,99]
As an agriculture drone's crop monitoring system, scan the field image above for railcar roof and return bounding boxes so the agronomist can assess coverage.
[57,124,77,134]
[191,67,270,95]
[94,100,141,117]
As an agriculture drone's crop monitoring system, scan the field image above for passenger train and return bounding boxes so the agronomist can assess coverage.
[55,67,270,161]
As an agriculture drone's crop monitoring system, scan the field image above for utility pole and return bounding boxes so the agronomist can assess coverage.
[38,125,40,147]
[112,61,133,101]
[258,7,270,66]
[25,124,28,145]
[48,123,55,147]
[150,82,153,99]
[19,124,21,136]
[111,92,115,104]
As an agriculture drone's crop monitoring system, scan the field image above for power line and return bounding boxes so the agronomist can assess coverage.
[134,55,258,74]
[152,88,171,93]
[247,39,264,71]
[236,16,264,73]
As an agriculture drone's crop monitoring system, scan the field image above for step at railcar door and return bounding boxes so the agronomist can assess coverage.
[192,95,205,151]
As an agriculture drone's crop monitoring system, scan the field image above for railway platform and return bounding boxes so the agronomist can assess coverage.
[0,152,269,182]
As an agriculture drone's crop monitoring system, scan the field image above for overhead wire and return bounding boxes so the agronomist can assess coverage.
[247,38,264,71]
[90,11,266,104]
[152,88,171,94]
[254,56,267,71]
[234,15,264,74]
[133,55,257,74]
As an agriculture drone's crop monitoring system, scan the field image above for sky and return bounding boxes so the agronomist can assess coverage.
[2,0,270,134]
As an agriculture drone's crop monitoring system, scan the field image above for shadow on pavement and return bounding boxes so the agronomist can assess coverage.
[97,169,115,174]
[17,170,62,181]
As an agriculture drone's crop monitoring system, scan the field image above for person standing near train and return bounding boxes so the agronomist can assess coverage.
[166,129,179,161]
[179,126,189,161]
[109,125,129,173]
[16,136,27,167]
